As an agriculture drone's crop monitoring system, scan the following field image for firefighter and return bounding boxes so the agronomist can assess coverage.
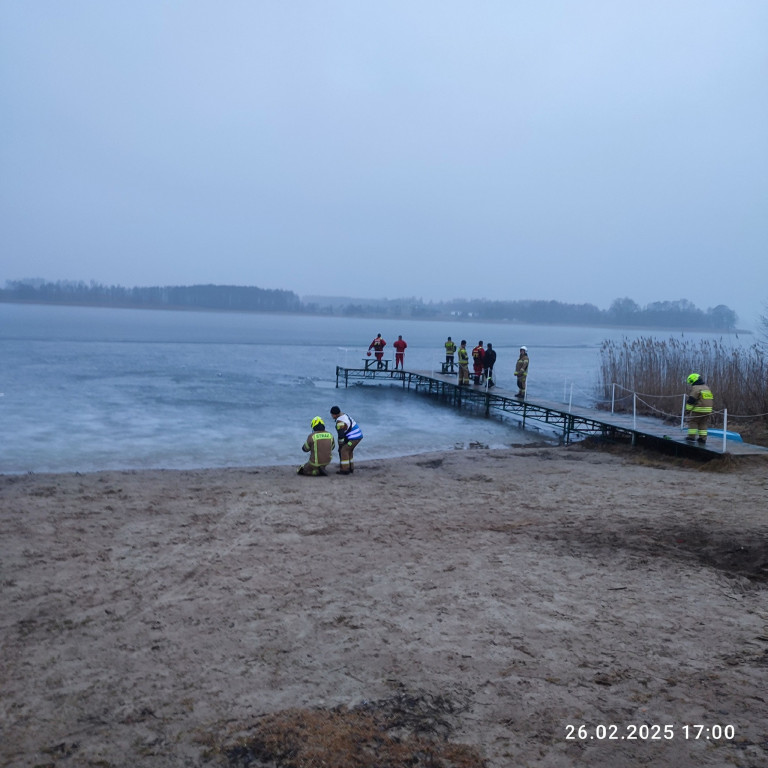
[444,336,457,373]
[330,406,364,474]
[685,373,714,444]
[297,417,335,476]
[514,346,529,397]
[457,340,470,385]
[368,334,387,369]
[472,341,485,385]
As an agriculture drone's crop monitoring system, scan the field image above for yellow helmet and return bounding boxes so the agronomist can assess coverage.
[687,373,700,385]
[311,416,324,429]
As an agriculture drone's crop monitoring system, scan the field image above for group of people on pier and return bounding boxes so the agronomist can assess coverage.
[367,332,531,397]
[444,337,528,398]
[368,333,530,396]
[367,333,408,370]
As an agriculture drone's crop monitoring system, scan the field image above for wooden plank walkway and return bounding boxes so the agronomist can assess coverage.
[335,365,768,458]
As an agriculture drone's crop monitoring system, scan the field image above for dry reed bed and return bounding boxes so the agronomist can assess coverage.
[598,337,768,436]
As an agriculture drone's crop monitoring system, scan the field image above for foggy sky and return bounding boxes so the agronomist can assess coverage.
[1,1,766,326]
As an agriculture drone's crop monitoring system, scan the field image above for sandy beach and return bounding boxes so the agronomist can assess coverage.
[1,443,767,767]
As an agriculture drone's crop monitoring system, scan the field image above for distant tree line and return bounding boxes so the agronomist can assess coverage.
[0,279,302,313]
[1,279,738,330]
[309,295,738,330]
[433,296,737,330]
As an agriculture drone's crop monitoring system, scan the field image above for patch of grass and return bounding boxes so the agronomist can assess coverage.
[212,690,486,768]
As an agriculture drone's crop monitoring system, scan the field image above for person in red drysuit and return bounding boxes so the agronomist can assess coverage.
[472,341,485,385]
[368,333,387,369]
[393,335,407,370]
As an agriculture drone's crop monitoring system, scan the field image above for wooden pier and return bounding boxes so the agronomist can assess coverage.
[335,365,768,458]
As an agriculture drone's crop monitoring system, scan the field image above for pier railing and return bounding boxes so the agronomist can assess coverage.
[334,365,768,457]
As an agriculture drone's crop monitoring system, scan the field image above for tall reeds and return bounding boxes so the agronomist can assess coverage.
[598,337,768,429]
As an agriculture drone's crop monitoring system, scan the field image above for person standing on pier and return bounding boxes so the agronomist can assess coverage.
[457,340,470,386]
[444,337,457,373]
[483,343,497,388]
[330,406,364,474]
[472,341,485,385]
[515,346,529,398]
[685,373,714,444]
[368,334,387,369]
[393,335,407,370]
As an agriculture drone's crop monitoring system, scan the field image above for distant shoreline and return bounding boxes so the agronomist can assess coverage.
[0,298,751,335]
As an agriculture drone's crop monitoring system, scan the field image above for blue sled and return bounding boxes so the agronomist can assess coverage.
[706,429,742,442]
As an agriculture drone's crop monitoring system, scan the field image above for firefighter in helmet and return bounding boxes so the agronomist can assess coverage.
[685,373,714,444]
[457,340,470,386]
[515,346,529,398]
[298,416,335,476]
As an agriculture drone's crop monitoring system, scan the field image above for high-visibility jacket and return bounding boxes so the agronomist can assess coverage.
[302,430,335,467]
[334,413,363,442]
[686,383,714,414]
[515,354,529,378]
[445,340,457,355]
[458,347,469,365]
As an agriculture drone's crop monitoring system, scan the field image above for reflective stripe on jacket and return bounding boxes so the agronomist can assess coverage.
[302,431,335,466]
[686,384,714,414]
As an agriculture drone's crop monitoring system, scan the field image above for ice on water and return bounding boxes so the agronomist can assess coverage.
[1,304,740,474]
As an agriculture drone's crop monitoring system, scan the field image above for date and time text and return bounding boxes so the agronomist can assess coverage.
[565,723,735,741]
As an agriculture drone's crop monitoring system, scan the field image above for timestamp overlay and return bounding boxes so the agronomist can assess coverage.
[564,723,737,742]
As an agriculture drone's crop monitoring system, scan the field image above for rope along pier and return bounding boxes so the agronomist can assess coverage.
[335,365,768,457]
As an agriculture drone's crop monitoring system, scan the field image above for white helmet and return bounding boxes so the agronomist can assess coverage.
[520,345,527,351]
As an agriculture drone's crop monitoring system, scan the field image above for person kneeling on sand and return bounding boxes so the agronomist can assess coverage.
[297,417,335,476]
